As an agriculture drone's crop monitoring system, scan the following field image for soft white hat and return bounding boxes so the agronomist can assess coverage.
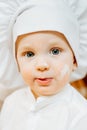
[0,0,87,90]
[13,2,79,65]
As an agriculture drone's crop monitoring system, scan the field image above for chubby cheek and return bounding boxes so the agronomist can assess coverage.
[58,64,71,80]
[19,62,33,85]
[54,62,72,87]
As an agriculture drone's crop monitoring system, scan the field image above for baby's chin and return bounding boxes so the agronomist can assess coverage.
[32,87,64,98]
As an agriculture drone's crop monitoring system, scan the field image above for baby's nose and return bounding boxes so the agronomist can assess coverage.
[36,57,49,72]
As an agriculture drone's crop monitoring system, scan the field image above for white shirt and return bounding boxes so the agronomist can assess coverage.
[0,84,87,130]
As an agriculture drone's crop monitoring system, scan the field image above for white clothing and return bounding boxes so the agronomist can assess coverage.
[0,84,87,130]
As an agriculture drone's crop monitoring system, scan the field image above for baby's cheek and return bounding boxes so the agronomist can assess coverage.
[59,64,70,80]
[56,64,71,81]
[20,66,31,81]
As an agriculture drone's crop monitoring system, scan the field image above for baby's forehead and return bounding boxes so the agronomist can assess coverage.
[16,31,70,50]
[17,31,67,43]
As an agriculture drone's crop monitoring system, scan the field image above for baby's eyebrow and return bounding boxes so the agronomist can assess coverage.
[49,38,64,44]
[48,40,64,47]
[18,46,33,52]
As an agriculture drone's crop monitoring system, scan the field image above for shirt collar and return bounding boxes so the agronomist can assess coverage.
[28,84,71,112]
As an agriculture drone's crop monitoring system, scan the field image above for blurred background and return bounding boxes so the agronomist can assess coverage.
[71,75,87,99]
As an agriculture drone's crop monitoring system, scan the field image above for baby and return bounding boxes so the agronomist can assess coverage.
[16,31,76,97]
[0,1,87,130]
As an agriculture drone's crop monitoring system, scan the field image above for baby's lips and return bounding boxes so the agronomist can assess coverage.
[35,78,53,86]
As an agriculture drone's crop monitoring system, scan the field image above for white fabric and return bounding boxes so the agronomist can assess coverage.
[0,0,87,102]
[65,0,87,81]
[0,84,87,130]
[13,1,79,65]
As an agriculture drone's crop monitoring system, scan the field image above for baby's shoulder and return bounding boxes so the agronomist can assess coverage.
[67,85,87,129]
[67,85,87,124]
[4,87,29,103]
[69,85,87,109]
[60,84,87,110]
[1,87,33,113]
[0,87,32,128]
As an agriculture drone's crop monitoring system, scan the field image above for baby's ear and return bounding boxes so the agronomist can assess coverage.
[72,56,77,71]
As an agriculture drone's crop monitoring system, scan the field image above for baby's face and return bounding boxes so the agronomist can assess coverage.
[16,31,76,98]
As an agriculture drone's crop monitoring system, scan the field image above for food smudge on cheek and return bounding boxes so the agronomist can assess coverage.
[58,64,70,80]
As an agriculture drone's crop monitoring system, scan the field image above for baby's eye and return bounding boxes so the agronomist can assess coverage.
[50,48,60,55]
[25,51,35,57]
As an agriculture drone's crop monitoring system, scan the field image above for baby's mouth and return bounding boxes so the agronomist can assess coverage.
[35,78,53,86]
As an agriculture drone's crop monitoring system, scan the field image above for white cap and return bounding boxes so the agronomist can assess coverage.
[13,2,79,65]
[0,0,87,90]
